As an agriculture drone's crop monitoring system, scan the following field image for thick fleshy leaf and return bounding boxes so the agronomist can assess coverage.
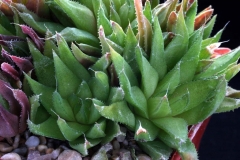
[69,137,101,156]
[20,25,44,51]
[0,80,20,115]
[216,97,240,113]
[196,47,240,79]
[153,63,180,97]
[134,0,152,53]
[176,77,226,124]
[54,0,97,35]
[53,52,80,98]
[138,140,172,160]
[71,43,98,68]
[150,17,166,80]
[164,6,189,70]
[203,15,217,39]
[11,89,30,133]
[76,81,92,99]
[111,47,149,118]
[92,99,135,129]
[28,117,65,140]
[177,139,198,160]
[194,7,213,30]
[134,116,159,141]
[52,91,76,122]
[169,77,220,116]
[185,0,197,34]
[57,117,90,141]
[56,27,99,47]
[88,72,109,102]
[0,105,18,137]
[56,34,90,82]
[107,87,124,104]
[75,99,101,125]
[136,45,159,98]
[17,11,64,35]
[28,39,55,87]
[153,117,188,143]
[1,62,20,81]
[122,26,138,73]
[7,54,33,73]
[98,5,112,36]
[110,21,126,46]
[101,121,124,144]
[148,95,171,119]
[86,118,106,139]
[179,28,203,84]
[24,74,56,117]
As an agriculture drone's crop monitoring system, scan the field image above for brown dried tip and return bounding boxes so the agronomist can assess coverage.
[194,8,214,30]
[167,11,178,32]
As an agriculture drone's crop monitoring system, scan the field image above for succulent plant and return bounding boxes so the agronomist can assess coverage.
[0,0,240,159]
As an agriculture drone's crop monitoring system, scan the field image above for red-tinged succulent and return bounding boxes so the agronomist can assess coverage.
[0,79,30,138]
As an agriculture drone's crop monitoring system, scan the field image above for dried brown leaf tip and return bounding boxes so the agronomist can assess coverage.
[194,6,214,30]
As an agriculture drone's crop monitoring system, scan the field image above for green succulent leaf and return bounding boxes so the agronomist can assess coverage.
[138,140,172,160]
[153,117,188,144]
[17,11,64,35]
[150,17,167,80]
[136,45,159,99]
[196,47,240,79]
[134,116,159,141]
[92,99,135,129]
[57,117,90,141]
[216,97,240,113]
[169,77,220,116]
[178,139,198,160]
[25,73,56,117]
[203,15,217,39]
[27,39,55,87]
[153,63,180,97]
[69,137,101,156]
[107,87,125,104]
[52,91,76,122]
[179,28,203,84]
[54,0,97,35]
[164,6,189,70]
[98,4,112,36]
[53,52,80,98]
[28,117,65,140]
[148,95,171,119]
[56,27,99,47]
[185,0,197,34]
[176,76,227,124]
[86,118,106,139]
[101,120,124,144]
[56,34,91,82]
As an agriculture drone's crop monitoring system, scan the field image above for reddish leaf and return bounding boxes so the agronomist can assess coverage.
[1,62,20,81]
[1,48,33,73]
[0,105,18,137]
[10,55,33,73]
[0,80,20,115]
[11,89,30,133]
[194,8,214,30]
[20,25,44,52]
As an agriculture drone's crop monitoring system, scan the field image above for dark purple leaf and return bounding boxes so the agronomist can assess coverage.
[9,55,33,73]
[20,25,44,52]
[11,89,30,133]
[0,80,20,115]
[0,104,18,137]
[1,62,20,81]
